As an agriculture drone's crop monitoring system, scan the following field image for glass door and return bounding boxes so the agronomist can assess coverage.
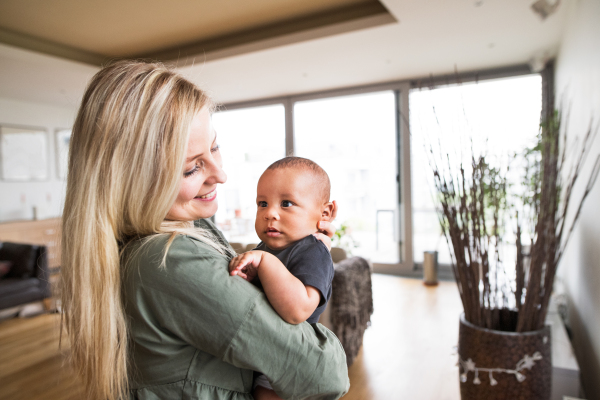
[294,91,399,263]
[409,75,542,267]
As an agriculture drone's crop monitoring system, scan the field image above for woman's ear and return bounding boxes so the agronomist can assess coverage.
[321,202,334,221]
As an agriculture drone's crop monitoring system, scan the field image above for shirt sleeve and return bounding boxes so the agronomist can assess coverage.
[130,235,349,400]
[286,238,334,307]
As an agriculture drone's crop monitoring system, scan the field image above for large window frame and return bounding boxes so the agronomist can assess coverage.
[219,64,538,276]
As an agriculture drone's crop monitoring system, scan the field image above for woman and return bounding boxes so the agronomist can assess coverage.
[61,61,349,400]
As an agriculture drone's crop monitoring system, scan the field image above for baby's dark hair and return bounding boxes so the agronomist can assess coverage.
[266,157,330,203]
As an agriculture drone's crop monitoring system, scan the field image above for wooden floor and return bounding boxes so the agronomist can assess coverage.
[341,275,462,400]
[0,275,463,400]
[0,313,83,400]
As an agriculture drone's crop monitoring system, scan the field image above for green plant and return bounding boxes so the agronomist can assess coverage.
[332,223,359,255]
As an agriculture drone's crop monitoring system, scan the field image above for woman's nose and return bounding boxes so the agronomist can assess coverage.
[205,157,227,184]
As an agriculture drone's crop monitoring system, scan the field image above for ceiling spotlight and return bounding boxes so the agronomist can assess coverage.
[531,0,560,20]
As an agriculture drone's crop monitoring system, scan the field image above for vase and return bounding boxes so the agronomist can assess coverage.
[458,313,552,400]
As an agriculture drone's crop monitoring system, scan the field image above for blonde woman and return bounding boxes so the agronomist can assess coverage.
[61,61,349,400]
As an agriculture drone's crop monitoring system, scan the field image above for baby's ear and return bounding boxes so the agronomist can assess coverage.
[321,202,334,221]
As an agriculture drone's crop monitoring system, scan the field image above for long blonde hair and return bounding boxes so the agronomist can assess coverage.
[61,60,230,400]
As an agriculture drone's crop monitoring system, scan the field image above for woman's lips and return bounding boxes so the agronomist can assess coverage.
[195,189,217,202]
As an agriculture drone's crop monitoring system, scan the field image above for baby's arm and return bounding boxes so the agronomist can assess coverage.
[229,251,321,324]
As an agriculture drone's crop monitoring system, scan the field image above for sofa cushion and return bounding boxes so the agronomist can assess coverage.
[0,261,12,278]
[0,242,40,279]
[0,278,40,297]
[0,279,45,310]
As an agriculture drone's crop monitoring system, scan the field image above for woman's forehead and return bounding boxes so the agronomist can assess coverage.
[187,108,215,157]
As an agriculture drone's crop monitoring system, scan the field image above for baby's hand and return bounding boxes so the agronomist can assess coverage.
[229,251,263,282]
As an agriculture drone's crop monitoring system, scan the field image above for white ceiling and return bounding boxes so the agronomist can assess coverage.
[0,0,569,110]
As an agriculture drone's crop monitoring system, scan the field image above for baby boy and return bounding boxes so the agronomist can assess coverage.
[228,156,336,400]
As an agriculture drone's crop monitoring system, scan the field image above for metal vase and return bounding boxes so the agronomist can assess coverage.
[458,313,552,400]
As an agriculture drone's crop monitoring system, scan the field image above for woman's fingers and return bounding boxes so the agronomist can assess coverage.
[317,220,336,238]
[313,232,333,251]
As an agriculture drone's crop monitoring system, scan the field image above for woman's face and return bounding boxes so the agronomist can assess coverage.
[166,107,226,221]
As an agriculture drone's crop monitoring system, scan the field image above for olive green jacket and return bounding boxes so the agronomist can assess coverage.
[122,219,349,399]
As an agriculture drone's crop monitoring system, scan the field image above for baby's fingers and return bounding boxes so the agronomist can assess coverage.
[229,258,249,275]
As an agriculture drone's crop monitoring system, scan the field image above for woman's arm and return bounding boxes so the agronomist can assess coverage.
[128,234,349,399]
[229,251,320,324]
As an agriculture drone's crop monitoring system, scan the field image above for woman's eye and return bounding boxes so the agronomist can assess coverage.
[281,200,293,207]
[184,165,199,178]
[211,144,220,153]
[258,201,267,207]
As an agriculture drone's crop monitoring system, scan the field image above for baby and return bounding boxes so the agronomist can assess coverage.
[229,156,336,400]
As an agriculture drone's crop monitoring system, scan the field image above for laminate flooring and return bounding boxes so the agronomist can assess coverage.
[0,312,83,400]
[341,274,462,400]
[0,275,463,400]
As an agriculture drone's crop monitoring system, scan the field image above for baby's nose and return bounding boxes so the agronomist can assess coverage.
[264,208,279,219]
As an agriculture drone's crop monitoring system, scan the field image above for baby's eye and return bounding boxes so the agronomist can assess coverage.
[281,200,293,208]
[258,201,268,207]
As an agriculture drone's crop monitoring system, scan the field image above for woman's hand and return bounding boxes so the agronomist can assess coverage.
[313,200,338,251]
[229,251,263,282]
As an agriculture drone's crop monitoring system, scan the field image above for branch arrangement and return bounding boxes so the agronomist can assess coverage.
[430,111,599,332]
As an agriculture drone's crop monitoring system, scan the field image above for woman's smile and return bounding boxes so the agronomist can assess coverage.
[195,189,217,201]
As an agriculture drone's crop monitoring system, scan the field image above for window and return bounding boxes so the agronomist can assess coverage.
[212,104,285,244]
[409,75,542,265]
[294,91,399,263]
[214,70,542,275]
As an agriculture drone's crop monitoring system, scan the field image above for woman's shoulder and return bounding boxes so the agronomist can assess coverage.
[127,227,225,259]
[123,232,229,284]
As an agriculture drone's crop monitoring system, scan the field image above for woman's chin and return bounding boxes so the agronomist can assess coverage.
[166,203,217,221]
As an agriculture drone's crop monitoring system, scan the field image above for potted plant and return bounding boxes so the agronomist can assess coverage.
[430,110,599,399]
[332,222,359,256]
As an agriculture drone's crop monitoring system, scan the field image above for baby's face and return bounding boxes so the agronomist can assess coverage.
[255,168,324,250]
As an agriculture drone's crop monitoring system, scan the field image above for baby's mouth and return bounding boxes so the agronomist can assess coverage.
[266,227,281,237]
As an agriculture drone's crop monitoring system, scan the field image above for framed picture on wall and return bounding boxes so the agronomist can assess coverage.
[55,129,71,179]
[0,126,49,181]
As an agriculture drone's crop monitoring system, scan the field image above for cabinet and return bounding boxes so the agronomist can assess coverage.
[0,218,61,270]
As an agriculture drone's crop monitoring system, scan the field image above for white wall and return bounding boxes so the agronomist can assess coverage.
[555,0,600,398]
[0,97,76,222]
